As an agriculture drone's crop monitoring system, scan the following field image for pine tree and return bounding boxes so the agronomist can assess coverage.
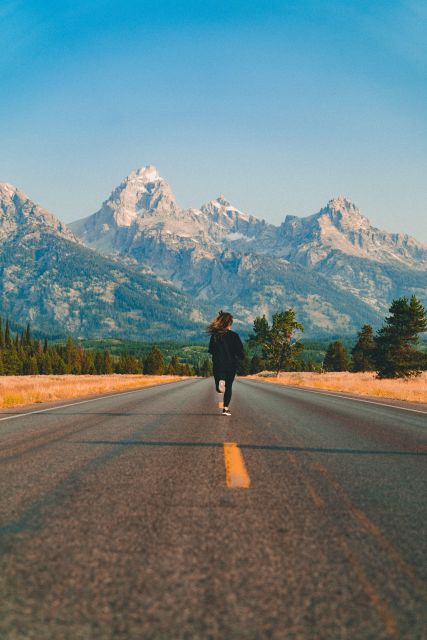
[144,347,165,375]
[248,315,270,358]
[24,323,32,347]
[4,320,12,348]
[83,351,96,375]
[250,309,304,375]
[373,295,427,378]
[94,351,103,374]
[167,355,182,375]
[102,350,113,375]
[3,345,21,375]
[351,325,375,372]
[0,318,4,349]
[199,358,213,377]
[250,354,266,374]
[236,348,251,376]
[323,341,350,372]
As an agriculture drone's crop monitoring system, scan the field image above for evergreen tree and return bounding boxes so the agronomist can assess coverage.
[351,325,375,372]
[249,309,304,375]
[24,323,32,347]
[102,350,113,375]
[38,352,53,375]
[144,347,165,374]
[94,351,104,374]
[167,355,182,375]
[0,351,4,375]
[182,363,193,376]
[4,320,12,348]
[250,354,266,374]
[236,348,251,376]
[0,318,4,349]
[373,295,427,378]
[3,345,21,375]
[323,341,350,372]
[199,357,213,377]
[83,351,96,375]
[247,315,270,358]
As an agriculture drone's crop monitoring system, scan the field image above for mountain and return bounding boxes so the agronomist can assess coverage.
[70,167,427,334]
[0,183,203,339]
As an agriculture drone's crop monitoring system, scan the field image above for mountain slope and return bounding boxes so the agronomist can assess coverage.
[0,183,203,339]
[71,167,427,333]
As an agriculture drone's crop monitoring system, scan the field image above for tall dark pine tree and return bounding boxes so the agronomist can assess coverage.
[144,347,165,375]
[351,324,375,372]
[323,341,350,372]
[373,295,427,378]
[4,320,12,348]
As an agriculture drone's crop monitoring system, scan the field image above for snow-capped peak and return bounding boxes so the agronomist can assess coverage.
[127,165,162,184]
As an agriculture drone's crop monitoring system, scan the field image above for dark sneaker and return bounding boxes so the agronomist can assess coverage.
[222,408,231,416]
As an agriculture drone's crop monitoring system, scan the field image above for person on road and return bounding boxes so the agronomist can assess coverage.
[207,310,244,416]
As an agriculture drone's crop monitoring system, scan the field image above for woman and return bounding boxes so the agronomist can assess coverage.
[207,310,244,416]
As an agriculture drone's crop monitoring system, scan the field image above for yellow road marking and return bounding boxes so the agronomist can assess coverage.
[224,443,251,488]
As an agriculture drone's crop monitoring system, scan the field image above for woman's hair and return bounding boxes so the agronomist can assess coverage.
[207,310,233,338]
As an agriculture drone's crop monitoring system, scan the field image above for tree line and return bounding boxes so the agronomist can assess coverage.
[1,294,425,379]
[246,295,427,378]
[0,320,197,376]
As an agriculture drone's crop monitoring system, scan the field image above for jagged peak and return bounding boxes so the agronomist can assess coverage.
[0,182,19,198]
[0,182,78,242]
[126,165,162,184]
[326,195,358,212]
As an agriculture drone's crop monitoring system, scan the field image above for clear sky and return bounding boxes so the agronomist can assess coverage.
[1,0,426,240]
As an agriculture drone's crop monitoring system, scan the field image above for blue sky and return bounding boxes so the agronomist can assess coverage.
[1,0,426,239]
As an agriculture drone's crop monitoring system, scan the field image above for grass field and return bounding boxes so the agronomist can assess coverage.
[249,371,427,403]
[0,375,189,409]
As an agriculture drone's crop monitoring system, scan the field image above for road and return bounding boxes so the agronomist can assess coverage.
[0,378,426,639]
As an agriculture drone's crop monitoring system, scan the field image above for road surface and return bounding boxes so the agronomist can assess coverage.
[0,378,426,639]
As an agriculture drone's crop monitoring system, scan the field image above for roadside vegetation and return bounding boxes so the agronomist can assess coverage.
[0,375,188,409]
[250,371,427,404]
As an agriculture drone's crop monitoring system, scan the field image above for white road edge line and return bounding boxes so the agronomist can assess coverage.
[0,380,188,423]
[242,380,427,415]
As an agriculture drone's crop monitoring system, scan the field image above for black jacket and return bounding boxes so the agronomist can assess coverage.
[208,330,244,371]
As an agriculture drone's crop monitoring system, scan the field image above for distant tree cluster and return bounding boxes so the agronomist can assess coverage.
[0,320,197,376]
[322,295,427,378]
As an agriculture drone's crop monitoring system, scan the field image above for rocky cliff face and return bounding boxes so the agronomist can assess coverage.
[0,183,203,339]
[70,167,427,334]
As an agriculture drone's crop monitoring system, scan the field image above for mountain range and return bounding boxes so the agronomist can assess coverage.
[1,166,426,339]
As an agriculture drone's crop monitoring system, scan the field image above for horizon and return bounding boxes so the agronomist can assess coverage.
[0,1,426,241]
[2,166,426,243]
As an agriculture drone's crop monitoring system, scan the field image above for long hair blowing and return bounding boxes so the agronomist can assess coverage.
[207,310,233,338]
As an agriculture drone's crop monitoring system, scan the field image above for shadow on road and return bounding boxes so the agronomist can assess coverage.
[74,440,426,457]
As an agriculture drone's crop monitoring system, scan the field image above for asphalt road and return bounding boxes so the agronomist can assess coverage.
[0,378,426,640]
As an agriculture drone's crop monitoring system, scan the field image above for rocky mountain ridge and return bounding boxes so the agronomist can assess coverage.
[0,181,203,339]
[1,167,426,337]
[70,166,427,332]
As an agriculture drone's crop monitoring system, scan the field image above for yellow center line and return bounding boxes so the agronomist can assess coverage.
[223,443,251,489]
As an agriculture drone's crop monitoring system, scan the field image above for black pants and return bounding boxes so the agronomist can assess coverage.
[213,368,236,407]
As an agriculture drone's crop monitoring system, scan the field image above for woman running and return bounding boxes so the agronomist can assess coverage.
[207,310,244,416]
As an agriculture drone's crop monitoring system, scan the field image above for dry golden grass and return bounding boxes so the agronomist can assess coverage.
[0,374,190,409]
[248,371,427,403]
